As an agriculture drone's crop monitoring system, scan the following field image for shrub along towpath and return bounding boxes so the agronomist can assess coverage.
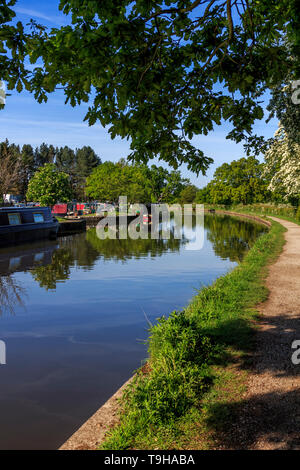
[216,217,300,450]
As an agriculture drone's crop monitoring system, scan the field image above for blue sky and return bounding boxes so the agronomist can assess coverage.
[0,0,279,187]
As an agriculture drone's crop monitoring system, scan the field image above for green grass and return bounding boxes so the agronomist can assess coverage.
[235,206,300,226]
[206,203,300,226]
[99,216,286,450]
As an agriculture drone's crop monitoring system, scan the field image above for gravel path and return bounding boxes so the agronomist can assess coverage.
[221,217,300,450]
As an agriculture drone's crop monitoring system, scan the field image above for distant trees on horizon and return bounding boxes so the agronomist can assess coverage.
[194,154,300,207]
[195,157,271,206]
[0,138,199,206]
[0,139,101,201]
[85,160,193,204]
[5,139,296,209]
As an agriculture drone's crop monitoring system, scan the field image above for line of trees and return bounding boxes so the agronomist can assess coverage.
[196,157,271,206]
[3,137,299,208]
[0,139,200,206]
[85,159,197,204]
[0,140,101,202]
[195,152,300,207]
[26,159,199,207]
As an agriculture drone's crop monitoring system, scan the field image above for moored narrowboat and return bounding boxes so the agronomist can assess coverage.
[52,203,69,216]
[0,207,59,247]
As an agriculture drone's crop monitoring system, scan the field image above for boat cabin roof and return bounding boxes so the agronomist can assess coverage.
[0,206,50,212]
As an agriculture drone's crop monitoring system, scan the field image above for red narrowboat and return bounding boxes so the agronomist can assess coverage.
[52,203,68,216]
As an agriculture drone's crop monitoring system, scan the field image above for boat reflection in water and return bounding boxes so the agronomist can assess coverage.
[0,242,58,275]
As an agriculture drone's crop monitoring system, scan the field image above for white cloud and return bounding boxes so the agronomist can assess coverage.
[0,116,92,129]
[14,6,67,26]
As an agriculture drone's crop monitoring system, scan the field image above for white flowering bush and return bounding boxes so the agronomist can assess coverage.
[264,126,300,200]
[0,80,6,107]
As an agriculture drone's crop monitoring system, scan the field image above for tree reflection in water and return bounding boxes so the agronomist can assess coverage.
[0,215,268,296]
[30,228,185,290]
[0,275,26,315]
[204,214,267,262]
[86,226,184,262]
[0,242,56,313]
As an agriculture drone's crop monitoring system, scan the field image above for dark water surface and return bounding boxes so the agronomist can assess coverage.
[0,214,266,449]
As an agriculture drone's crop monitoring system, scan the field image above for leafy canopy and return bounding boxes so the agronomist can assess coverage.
[85,160,189,203]
[0,1,298,173]
[178,184,198,204]
[26,163,73,206]
[196,156,270,205]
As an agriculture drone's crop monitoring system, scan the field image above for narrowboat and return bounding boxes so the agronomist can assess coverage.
[0,206,59,247]
[52,203,71,216]
[75,202,96,215]
[52,202,96,217]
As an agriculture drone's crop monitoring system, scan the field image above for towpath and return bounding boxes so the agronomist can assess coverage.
[220,217,300,450]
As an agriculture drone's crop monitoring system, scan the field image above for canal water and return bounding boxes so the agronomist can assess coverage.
[0,214,266,449]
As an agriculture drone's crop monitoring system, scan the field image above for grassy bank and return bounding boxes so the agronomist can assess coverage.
[231,205,300,226]
[205,203,300,226]
[100,216,285,450]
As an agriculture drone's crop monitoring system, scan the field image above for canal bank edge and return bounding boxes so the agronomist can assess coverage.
[59,211,273,451]
[210,210,271,228]
[59,377,133,450]
[58,219,87,236]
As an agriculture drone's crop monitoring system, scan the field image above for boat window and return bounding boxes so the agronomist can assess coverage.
[33,213,45,223]
[8,213,21,225]
[9,257,21,271]
[34,253,44,262]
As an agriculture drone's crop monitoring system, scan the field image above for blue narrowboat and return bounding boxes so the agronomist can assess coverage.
[0,206,59,246]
